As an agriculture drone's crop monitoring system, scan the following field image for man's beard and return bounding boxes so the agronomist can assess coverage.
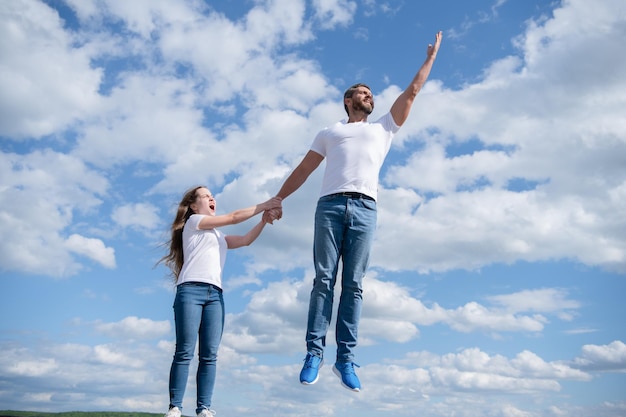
[352,100,373,114]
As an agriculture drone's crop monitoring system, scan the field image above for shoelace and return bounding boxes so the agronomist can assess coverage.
[340,362,360,374]
[303,354,319,368]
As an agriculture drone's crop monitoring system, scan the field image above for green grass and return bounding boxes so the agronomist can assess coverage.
[0,412,162,417]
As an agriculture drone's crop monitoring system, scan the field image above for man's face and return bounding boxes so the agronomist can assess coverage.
[349,87,374,114]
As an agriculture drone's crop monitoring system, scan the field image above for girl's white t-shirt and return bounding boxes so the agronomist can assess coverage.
[177,214,227,289]
[310,112,399,201]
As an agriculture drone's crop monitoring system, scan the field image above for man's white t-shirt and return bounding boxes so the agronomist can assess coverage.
[177,214,227,289]
[310,112,399,201]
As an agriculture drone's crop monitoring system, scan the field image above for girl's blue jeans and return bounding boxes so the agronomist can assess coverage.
[306,194,377,362]
[169,282,224,414]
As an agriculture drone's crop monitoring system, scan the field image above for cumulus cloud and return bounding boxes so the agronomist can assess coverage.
[372,0,626,274]
[94,316,171,340]
[6,358,58,377]
[1,0,625,415]
[375,347,591,398]
[365,277,580,336]
[65,234,116,268]
[225,275,581,352]
[0,150,111,276]
[311,0,357,29]
[111,202,161,232]
[0,0,102,138]
[4,0,623,278]
[223,279,309,353]
[487,288,581,314]
[0,340,167,411]
[570,340,626,372]
[0,336,605,416]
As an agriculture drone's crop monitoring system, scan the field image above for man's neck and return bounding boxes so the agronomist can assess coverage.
[347,112,368,123]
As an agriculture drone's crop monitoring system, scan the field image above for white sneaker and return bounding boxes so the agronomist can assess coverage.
[197,409,216,417]
[165,406,182,417]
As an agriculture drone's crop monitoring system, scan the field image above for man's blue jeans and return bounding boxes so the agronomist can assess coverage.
[306,193,377,362]
[169,282,224,414]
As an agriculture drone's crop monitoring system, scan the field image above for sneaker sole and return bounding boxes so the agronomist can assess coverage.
[300,360,323,385]
[332,365,360,392]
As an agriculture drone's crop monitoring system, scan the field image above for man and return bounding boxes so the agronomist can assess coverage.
[265,31,442,392]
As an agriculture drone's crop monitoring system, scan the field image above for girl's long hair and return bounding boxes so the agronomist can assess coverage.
[158,185,204,281]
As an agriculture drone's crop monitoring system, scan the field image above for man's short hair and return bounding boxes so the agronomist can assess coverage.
[343,83,371,115]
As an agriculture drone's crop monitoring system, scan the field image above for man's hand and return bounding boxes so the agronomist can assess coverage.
[427,31,442,59]
[263,207,283,224]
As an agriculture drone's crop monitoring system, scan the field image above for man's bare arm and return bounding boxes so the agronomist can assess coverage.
[276,150,324,200]
[390,31,442,127]
[263,150,324,223]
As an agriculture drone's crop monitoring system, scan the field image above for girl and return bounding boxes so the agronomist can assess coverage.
[159,186,281,417]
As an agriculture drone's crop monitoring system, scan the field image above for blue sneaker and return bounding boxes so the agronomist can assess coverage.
[300,353,323,385]
[333,362,361,392]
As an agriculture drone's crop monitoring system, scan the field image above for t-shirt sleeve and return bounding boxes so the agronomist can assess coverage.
[310,128,328,157]
[378,112,400,134]
[186,214,204,230]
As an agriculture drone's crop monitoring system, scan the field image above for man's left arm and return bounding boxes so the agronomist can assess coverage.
[390,31,442,127]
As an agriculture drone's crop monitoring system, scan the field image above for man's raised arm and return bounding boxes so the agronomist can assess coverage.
[390,31,442,127]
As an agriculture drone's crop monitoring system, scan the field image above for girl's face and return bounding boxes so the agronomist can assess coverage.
[191,187,216,216]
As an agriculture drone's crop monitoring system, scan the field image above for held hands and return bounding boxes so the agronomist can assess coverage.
[263,207,282,225]
[262,197,283,225]
[427,31,443,59]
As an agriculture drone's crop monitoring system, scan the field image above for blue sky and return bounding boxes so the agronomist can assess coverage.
[1,0,625,416]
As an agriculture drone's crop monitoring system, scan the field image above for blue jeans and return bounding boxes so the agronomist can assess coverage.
[169,282,224,414]
[306,194,377,362]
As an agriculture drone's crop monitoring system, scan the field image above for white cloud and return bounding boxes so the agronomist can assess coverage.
[1,0,624,282]
[65,234,116,268]
[365,277,579,337]
[224,279,308,354]
[369,0,626,274]
[0,0,625,414]
[311,0,357,29]
[6,358,58,377]
[74,73,209,169]
[0,337,602,416]
[94,316,171,340]
[381,347,591,393]
[112,202,161,231]
[487,288,580,314]
[443,301,547,334]
[94,344,136,366]
[571,340,626,372]
[0,150,111,276]
[225,274,580,353]
[0,0,102,138]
